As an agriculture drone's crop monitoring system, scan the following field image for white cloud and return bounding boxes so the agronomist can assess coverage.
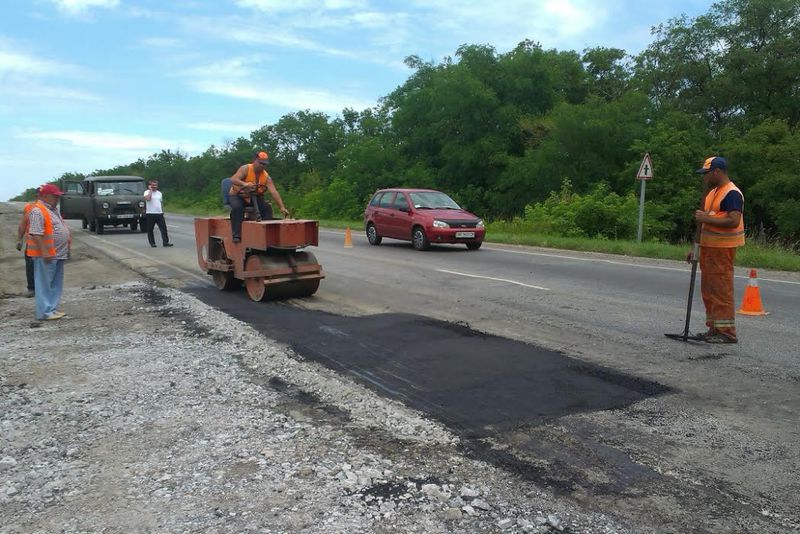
[138,37,186,49]
[44,0,119,15]
[234,0,366,13]
[186,122,260,133]
[17,130,201,152]
[178,54,371,112]
[0,39,100,103]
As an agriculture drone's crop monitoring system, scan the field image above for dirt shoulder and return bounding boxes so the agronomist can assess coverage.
[0,207,625,532]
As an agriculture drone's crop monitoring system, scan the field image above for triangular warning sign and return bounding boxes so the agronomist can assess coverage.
[637,153,654,180]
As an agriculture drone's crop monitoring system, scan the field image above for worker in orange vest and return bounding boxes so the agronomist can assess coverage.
[228,151,290,243]
[16,186,42,297]
[690,156,745,344]
[27,184,72,321]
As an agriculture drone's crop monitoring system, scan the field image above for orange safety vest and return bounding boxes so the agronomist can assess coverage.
[229,164,271,199]
[26,201,57,258]
[700,181,745,248]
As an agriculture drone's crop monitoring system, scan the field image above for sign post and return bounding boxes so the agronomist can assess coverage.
[635,153,654,243]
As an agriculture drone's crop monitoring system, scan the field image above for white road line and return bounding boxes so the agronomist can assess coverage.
[436,268,550,291]
[82,233,209,284]
[483,246,800,286]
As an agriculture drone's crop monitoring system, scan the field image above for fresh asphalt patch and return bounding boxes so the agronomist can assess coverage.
[189,286,673,439]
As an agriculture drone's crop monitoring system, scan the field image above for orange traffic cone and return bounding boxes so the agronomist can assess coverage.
[737,269,769,316]
[344,227,353,248]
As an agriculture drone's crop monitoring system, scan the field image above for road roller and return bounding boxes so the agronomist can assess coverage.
[194,216,325,301]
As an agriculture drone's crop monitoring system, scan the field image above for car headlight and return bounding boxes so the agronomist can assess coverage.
[432,220,449,228]
[138,201,145,208]
[476,219,485,228]
[102,202,110,209]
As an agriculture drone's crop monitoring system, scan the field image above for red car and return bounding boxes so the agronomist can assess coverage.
[364,189,485,251]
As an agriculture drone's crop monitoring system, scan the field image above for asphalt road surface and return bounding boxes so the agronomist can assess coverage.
[20,208,800,532]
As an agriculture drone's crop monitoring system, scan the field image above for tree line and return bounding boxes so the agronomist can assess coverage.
[14,0,800,243]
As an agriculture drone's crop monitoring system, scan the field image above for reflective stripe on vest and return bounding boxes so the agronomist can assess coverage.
[25,201,57,258]
[700,181,745,248]
[229,164,270,198]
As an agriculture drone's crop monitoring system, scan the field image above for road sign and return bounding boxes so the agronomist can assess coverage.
[636,153,653,242]
[636,153,654,180]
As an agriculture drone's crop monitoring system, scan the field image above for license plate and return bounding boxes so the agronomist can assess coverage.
[455,231,475,239]
[115,214,135,219]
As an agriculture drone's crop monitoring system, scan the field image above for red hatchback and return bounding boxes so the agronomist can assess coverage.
[364,189,486,251]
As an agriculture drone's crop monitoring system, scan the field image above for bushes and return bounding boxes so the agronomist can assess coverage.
[521,180,670,240]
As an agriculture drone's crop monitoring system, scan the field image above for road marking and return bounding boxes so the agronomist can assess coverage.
[483,246,800,286]
[436,268,550,291]
[82,233,209,284]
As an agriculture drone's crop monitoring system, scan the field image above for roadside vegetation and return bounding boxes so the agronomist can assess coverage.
[13,0,800,269]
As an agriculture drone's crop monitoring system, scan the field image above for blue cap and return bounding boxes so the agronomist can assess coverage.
[696,156,728,174]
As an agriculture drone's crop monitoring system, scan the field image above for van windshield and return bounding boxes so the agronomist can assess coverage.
[95,181,145,196]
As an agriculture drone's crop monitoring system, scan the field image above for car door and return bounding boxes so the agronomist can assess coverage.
[374,191,396,237]
[60,180,88,220]
[390,192,413,240]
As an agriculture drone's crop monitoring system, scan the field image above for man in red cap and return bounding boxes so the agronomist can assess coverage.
[27,184,72,321]
[228,151,290,243]
[691,156,745,343]
[16,186,42,297]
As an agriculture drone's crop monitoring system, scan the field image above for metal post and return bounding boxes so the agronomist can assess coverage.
[636,179,646,243]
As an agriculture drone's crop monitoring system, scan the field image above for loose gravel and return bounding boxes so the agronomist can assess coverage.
[0,282,629,533]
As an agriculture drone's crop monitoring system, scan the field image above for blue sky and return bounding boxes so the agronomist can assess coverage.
[0,0,713,200]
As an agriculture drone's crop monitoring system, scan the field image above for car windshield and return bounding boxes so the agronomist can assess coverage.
[409,192,461,210]
[95,181,145,196]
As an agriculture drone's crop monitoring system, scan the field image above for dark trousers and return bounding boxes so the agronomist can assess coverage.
[229,195,272,238]
[25,254,35,291]
[145,213,170,245]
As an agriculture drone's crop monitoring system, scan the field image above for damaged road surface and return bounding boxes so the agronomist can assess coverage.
[2,204,799,533]
[189,288,796,532]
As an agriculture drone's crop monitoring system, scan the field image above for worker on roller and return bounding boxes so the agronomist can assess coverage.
[228,151,290,243]
[691,156,745,344]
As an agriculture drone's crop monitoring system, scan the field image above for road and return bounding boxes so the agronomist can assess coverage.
[23,208,800,532]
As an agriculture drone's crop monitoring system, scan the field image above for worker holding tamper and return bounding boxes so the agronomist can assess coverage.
[228,151,289,243]
[689,156,745,344]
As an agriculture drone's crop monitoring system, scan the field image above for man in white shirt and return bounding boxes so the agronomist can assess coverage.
[143,180,172,248]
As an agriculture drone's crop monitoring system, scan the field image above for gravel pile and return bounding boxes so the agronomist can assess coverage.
[0,283,629,533]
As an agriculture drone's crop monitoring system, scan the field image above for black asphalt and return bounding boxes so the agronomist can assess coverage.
[190,286,672,438]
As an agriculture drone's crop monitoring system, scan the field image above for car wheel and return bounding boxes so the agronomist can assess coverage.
[140,219,147,233]
[81,218,88,229]
[412,226,429,251]
[366,223,382,245]
[96,221,104,235]
[89,219,96,232]
[466,242,482,250]
[130,220,138,232]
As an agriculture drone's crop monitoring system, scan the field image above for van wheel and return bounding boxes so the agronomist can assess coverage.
[89,219,96,232]
[366,223,382,245]
[82,218,88,229]
[130,220,138,232]
[96,221,104,235]
[412,226,429,251]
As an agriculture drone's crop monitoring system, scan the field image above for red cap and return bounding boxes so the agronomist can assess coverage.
[39,184,64,196]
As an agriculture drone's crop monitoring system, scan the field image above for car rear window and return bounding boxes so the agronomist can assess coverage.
[369,192,384,207]
[378,192,396,208]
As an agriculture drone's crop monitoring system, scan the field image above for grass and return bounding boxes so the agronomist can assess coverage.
[164,207,800,272]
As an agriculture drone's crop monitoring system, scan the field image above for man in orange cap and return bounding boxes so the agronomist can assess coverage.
[228,151,290,243]
[691,156,745,344]
[27,184,72,321]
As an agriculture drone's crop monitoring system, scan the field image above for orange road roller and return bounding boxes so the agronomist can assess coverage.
[194,217,325,301]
